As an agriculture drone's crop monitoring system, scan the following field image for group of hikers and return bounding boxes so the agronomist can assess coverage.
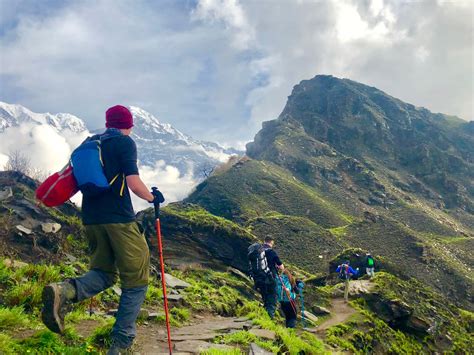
[249,238,376,326]
[37,105,376,354]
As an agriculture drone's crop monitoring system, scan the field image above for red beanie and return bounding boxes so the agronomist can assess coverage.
[105,105,134,129]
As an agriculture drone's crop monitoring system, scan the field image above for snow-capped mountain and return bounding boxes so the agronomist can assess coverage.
[0,102,87,133]
[129,106,240,176]
[0,102,241,179]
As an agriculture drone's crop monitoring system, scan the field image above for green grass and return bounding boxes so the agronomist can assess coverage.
[176,269,254,316]
[0,306,33,331]
[200,348,243,355]
[237,301,328,354]
[187,159,350,227]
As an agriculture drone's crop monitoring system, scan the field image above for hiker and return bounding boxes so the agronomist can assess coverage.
[262,236,284,318]
[41,105,163,355]
[365,253,375,278]
[276,269,298,328]
[336,261,358,303]
[248,236,284,319]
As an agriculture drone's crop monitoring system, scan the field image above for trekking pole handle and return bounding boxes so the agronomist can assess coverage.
[152,187,160,219]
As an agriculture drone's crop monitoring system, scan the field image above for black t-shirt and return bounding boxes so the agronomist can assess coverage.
[81,132,139,225]
[263,244,282,273]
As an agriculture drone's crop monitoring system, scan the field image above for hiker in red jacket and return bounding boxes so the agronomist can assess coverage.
[41,105,163,355]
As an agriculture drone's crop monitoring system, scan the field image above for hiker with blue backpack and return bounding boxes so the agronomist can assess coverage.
[248,236,284,319]
[40,105,164,355]
[336,261,359,303]
[276,269,298,328]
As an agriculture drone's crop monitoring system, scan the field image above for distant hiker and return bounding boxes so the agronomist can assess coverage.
[248,236,284,319]
[336,261,358,302]
[365,253,375,278]
[41,105,164,355]
[276,269,298,328]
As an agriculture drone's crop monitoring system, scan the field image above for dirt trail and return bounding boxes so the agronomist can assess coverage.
[316,298,356,333]
[313,279,374,335]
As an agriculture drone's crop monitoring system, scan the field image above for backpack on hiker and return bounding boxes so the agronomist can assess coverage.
[71,129,125,197]
[35,164,78,207]
[36,129,125,206]
[367,256,374,267]
[276,274,296,302]
[338,263,350,280]
[248,243,273,286]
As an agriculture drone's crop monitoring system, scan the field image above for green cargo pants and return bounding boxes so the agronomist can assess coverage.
[85,222,150,288]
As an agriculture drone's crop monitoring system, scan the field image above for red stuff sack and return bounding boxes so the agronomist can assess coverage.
[36,164,79,207]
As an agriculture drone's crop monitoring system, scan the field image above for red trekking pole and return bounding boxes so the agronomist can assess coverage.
[152,187,172,354]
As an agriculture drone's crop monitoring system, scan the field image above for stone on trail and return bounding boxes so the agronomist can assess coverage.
[167,294,185,306]
[249,342,274,355]
[174,340,234,353]
[312,305,331,315]
[303,311,319,324]
[249,328,276,341]
[165,273,191,289]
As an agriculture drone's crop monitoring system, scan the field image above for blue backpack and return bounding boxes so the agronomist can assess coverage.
[277,274,296,302]
[71,129,125,197]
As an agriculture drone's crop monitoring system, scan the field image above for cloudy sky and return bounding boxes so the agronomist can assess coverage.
[0,0,473,148]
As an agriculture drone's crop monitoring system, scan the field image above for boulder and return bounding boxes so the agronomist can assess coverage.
[0,187,13,201]
[312,305,331,315]
[249,343,273,355]
[167,294,185,306]
[165,273,191,289]
[406,315,432,334]
[249,328,276,341]
[303,311,318,324]
[2,258,28,269]
[41,223,62,234]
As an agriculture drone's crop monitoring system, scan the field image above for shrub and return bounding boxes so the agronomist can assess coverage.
[0,306,32,331]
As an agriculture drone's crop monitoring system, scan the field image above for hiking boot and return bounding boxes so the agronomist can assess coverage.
[107,343,133,355]
[41,281,76,334]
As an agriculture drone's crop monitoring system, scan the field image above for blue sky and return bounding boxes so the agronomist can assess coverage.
[0,0,472,148]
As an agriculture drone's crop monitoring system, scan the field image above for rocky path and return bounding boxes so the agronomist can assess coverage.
[134,315,273,354]
[311,279,374,336]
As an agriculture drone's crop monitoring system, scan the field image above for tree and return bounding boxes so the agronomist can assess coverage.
[4,150,32,176]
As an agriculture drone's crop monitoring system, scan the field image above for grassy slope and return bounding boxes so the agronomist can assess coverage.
[187,159,350,228]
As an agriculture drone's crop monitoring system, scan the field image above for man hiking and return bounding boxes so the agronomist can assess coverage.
[365,253,375,278]
[336,261,358,303]
[261,236,284,318]
[41,105,163,354]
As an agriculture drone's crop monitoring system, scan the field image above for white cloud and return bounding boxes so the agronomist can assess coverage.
[0,123,89,174]
[132,160,197,211]
[192,0,255,50]
[0,0,472,150]
[0,154,8,170]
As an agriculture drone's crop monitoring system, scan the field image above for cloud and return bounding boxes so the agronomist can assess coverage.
[131,160,197,211]
[0,0,472,150]
[0,123,90,174]
[192,0,255,50]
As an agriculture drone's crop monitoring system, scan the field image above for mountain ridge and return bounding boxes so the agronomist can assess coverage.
[0,101,241,179]
[188,75,474,309]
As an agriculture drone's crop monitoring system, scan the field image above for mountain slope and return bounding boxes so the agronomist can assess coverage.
[188,75,474,309]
